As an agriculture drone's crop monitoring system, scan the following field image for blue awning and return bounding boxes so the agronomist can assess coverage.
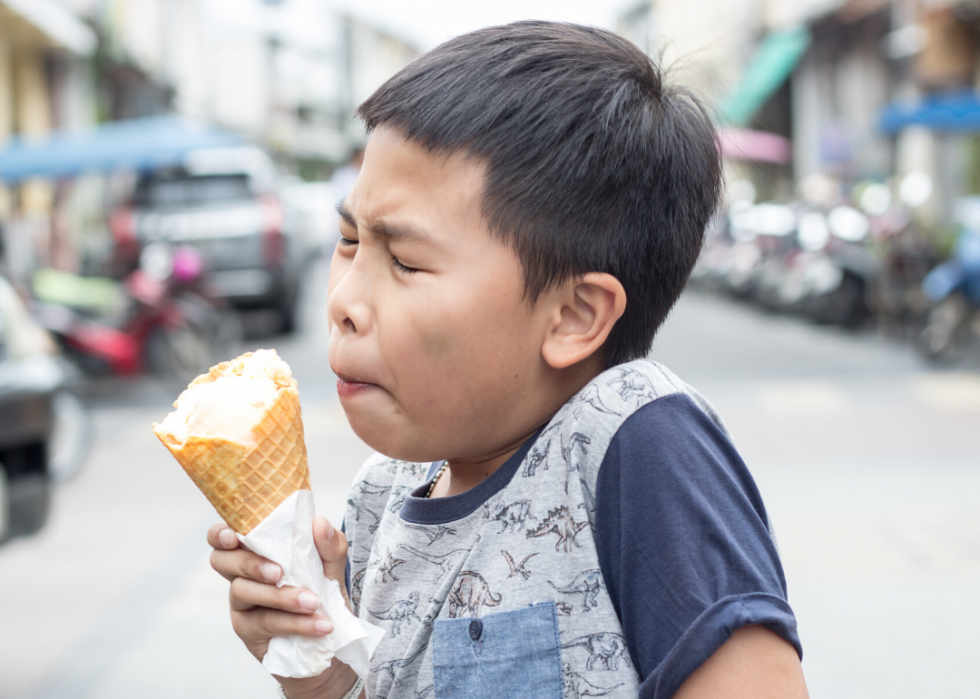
[880,91,980,133]
[0,116,245,183]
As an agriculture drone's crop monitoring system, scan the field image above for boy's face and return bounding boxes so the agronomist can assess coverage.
[328,127,556,462]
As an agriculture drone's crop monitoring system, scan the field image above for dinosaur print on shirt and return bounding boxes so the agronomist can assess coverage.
[344,359,741,699]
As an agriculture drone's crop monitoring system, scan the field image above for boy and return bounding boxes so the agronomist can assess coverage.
[209,21,808,699]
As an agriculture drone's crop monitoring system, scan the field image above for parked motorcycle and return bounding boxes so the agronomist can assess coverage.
[802,207,878,328]
[141,243,242,367]
[916,228,980,363]
[32,244,238,386]
[723,203,797,298]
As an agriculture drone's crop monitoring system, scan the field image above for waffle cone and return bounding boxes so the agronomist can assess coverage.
[154,352,311,535]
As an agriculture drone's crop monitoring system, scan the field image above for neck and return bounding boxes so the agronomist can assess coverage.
[430,356,605,498]
[430,426,536,497]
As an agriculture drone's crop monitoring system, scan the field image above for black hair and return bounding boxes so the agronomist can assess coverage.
[357,21,721,367]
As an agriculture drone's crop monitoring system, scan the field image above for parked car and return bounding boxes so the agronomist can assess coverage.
[0,272,90,544]
[114,146,315,333]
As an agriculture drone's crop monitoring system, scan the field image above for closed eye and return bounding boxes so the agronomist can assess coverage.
[337,236,358,247]
[391,257,419,274]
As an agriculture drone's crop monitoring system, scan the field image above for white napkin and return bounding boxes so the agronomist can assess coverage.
[239,490,385,678]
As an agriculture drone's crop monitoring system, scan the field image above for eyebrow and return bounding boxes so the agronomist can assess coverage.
[336,199,430,242]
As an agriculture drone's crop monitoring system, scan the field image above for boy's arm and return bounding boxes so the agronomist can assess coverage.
[208,518,360,699]
[594,394,806,697]
[673,626,808,699]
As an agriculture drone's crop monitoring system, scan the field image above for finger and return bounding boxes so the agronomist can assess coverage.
[230,577,323,615]
[211,548,282,584]
[232,608,334,646]
[207,522,240,551]
[313,516,348,582]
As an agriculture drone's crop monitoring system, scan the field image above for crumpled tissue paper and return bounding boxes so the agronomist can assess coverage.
[240,489,385,678]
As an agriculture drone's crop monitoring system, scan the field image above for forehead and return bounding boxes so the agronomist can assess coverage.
[345,127,488,239]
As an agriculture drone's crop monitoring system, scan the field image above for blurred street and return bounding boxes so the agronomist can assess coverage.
[2,2,980,698]
[0,257,976,699]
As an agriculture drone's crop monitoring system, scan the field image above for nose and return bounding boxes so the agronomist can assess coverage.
[327,254,373,336]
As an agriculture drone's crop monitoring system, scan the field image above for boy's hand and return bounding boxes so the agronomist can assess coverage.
[208,517,359,699]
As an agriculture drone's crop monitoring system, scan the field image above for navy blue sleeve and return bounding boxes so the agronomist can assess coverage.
[594,393,801,699]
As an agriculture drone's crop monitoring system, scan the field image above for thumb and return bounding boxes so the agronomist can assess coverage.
[313,516,348,584]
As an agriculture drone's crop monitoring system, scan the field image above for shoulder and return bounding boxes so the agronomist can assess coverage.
[559,359,728,434]
[608,390,737,467]
[555,359,731,480]
[600,359,733,441]
[598,391,769,532]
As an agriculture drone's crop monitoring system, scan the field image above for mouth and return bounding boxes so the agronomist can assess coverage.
[335,372,379,398]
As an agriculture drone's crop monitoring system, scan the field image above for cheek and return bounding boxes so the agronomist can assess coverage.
[383,287,519,376]
[419,324,454,355]
[379,302,457,363]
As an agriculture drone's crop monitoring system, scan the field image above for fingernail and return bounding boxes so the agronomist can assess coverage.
[299,591,320,610]
[314,618,333,634]
[218,529,237,548]
[261,564,281,583]
[324,521,335,540]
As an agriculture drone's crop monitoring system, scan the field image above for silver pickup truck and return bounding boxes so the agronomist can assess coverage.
[117,147,315,333]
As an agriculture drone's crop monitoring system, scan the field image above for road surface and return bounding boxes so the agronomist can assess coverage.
[1,259,977,699]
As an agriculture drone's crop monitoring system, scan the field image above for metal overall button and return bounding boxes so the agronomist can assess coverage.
[468,619,483,641]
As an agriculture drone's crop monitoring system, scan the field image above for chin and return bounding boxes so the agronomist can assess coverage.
[343,410,437,463]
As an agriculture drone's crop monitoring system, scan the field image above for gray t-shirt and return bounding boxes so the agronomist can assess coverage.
[343,359,799,699]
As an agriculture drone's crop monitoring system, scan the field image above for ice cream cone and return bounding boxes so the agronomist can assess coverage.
[153,350,310,535]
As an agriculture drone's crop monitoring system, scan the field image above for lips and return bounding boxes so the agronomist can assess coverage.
[335,372,378,398]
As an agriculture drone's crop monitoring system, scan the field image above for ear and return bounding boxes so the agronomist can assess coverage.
[541,273,627,370]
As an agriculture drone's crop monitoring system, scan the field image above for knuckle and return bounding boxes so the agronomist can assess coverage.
[275,585,299,612]
[255,607,280,635]
[230,551,258,580]
[229,576,248,600]
[210,549,243,581]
